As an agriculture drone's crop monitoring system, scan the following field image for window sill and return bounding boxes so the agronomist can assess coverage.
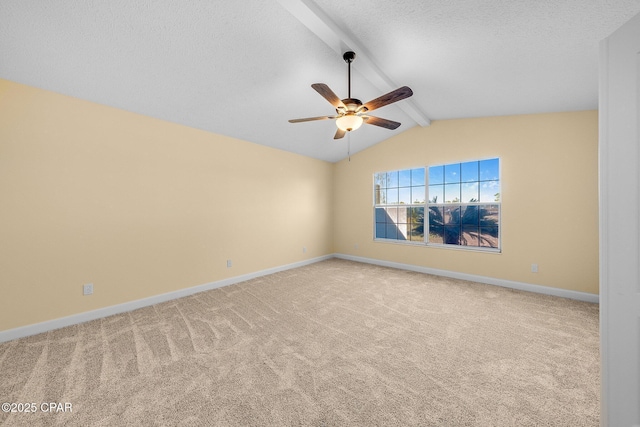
[373,238,501,254]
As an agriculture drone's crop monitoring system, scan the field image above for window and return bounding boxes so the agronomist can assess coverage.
[428,158,500,249]
[374,168,426,242]
[373,159,500,251]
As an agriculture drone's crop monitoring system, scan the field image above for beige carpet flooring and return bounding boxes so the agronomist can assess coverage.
[0,259,600,426]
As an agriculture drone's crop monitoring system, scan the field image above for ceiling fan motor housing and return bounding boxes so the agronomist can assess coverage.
[337,98,365,114]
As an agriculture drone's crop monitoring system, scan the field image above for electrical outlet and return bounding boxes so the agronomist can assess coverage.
[226,259,232,268]
[303,247,307,254]
[83,283,94,296]
[354,243,359,250]
[531,264,539,273]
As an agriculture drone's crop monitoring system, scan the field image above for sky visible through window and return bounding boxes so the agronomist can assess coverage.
[428,158,500,203]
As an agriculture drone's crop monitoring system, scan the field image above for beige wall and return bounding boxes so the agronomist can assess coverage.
[0,78,599,333]
[0,79,333,331]
[333,111,599,295]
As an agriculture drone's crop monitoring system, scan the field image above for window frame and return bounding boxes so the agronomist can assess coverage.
[373,167,426,244]
[426,158,501,252]
[372,158,501,253]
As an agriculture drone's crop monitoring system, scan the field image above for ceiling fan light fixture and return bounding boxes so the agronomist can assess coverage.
[336,114,363,132]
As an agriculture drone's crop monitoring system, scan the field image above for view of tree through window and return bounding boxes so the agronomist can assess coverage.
[428,159,500,249]
[374,168,426,242]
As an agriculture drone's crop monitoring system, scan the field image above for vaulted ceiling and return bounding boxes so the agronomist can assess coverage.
[2,1,639,162]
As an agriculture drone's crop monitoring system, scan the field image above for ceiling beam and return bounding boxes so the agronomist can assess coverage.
[276,0,431,127]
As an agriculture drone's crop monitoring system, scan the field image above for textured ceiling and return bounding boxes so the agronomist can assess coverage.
[1,1,639,162]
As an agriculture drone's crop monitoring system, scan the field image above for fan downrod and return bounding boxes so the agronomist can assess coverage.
[343,51,356,98]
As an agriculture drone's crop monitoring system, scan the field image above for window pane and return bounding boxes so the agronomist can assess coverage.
[410,222,424,241]
[397,207,409,224]
[374,185,384,204]
[387,171,399,188]
[412,186,425,204]
[444,206,461,225]
[386,223,398,239]
[461,205,479,225]
[387,188,399,204]
[429,226,444,244]
[479,180,500,202]
[444,183,460,203]
[480,226,499,248]
[399,169,411,187]
[461,226,480,246]
[429,165,444,185]
[429,185,443,203]
[480,205,499,226]
[375,222,386,239]
[399,187,411,204]
[411,168,425,186]
[444,226,460,244]
[374,173,386,188]
[410,206,425,220]
[410,207,424,230]
[461,161,479,182]
[376,188,387,204]
[385,207,398,223]
[397,223,408,240]
[429,206,444,227]
[375,207,387,223]
[444,163,461,184]
[461,182,479,202]
[480,158,499,181]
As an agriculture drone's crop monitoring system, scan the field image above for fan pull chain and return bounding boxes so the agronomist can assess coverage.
[348,132,351,162]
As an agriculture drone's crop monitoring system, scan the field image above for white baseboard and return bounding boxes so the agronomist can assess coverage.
[0,253,598,344]
[0,255,333,344]
[334,253,600,304]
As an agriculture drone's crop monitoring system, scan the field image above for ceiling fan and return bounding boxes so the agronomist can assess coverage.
[289,51,413,139]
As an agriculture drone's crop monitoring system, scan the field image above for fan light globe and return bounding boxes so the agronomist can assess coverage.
[336,114,363,132]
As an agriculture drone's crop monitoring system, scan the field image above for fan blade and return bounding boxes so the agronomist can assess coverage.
[289,115,336,123]
[363,115,401,130]
[334,128,346,139]
[312,83,345,109]
[362,86,413,112]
